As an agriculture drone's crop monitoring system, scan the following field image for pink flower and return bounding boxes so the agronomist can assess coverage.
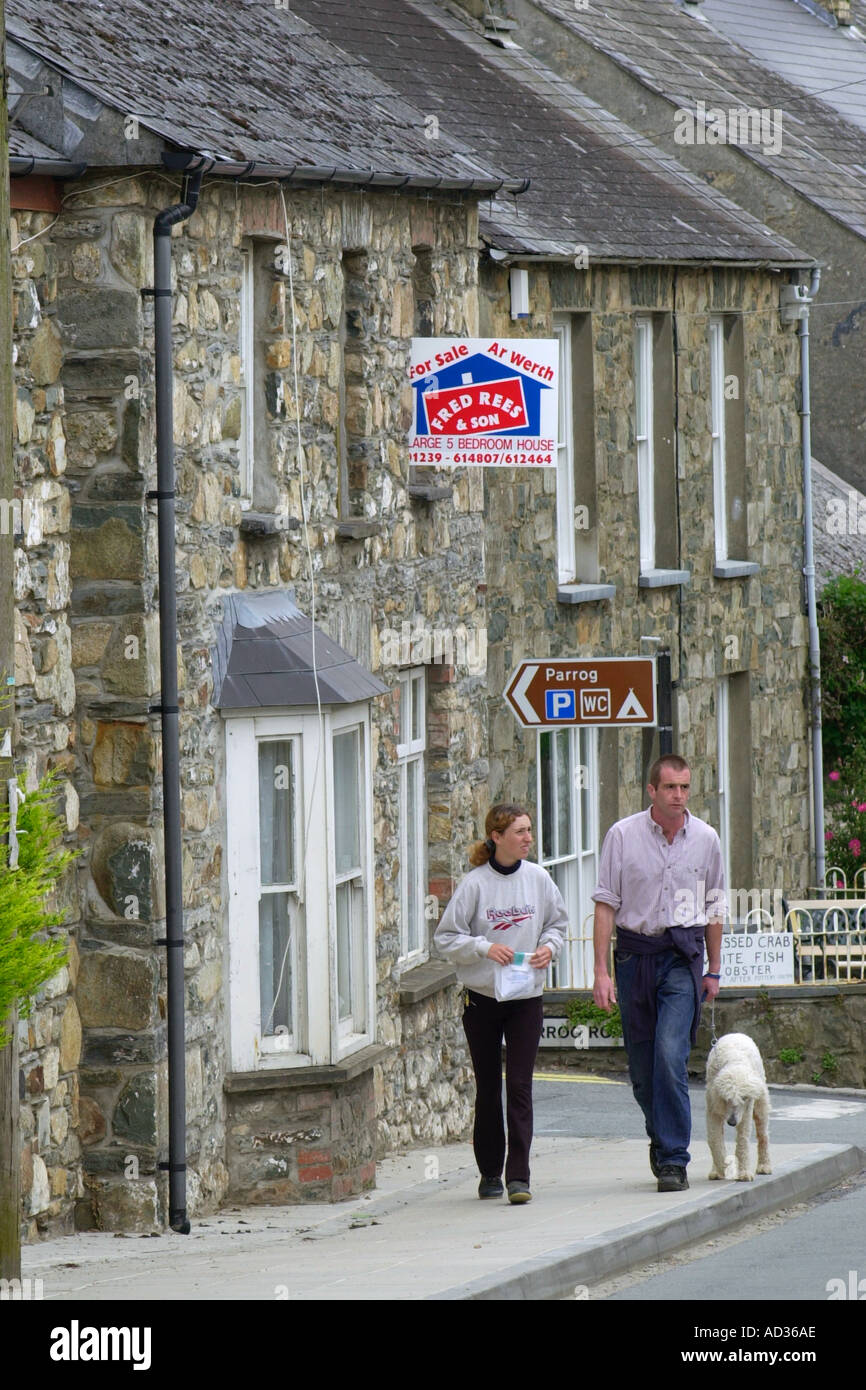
[828,771,840,782]
[849,838,862,857]
[858,804,866,813]
[825,831,834,842]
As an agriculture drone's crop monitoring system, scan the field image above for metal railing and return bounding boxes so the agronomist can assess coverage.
[547,901,866,989]
[785,901,866,983]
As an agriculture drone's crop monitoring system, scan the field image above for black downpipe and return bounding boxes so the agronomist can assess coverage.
[657,651,673,757]
[150,171,204,1234]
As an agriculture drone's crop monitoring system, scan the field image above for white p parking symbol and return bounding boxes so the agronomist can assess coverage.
[545,689,576,720]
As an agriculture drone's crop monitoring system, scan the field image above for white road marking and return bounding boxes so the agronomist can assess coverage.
[773,1099,865,1120]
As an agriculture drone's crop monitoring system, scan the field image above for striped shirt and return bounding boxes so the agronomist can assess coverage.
[592,807,726,936]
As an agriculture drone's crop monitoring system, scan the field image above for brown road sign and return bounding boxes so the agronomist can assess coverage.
[504,657,657,728]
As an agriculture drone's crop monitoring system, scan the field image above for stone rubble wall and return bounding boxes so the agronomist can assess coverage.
[480,262,811,889]
[11,206,82,1240]
[12,174,812,1238]
[13,176,486,1232]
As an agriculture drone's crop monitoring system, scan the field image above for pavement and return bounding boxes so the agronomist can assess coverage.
[21,1077,866,1302]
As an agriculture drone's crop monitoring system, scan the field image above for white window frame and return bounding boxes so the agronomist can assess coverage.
[709,316,728,563]
[716,676,732,905]
[256,734,302,1056]
[536,725,599,988]
[634,317,655,572]
[553,314,576,585]
[330,715,372,1047]
[239,242,255,505]
[396,669,427,967]
[225,702,375,1070]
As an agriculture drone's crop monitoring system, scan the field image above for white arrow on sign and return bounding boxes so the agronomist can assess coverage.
[510,666,540,724]
[615,688,648,720]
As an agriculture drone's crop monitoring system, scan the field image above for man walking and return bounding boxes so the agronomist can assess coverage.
[592,756,724,1192]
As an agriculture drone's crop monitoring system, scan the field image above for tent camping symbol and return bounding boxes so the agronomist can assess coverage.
[412,352,552,436]
[615,689,649,720]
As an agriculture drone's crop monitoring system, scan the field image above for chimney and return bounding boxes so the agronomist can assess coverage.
[449,1,518,44]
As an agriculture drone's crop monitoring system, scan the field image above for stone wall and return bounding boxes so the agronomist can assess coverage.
[543,986,866,1088]
[13,173,489,1230]
[225,1064,378,1204]
[12,163,814,1236]
[11,204,82,1239]
[479,260,811,891]
[378,975,473,1154]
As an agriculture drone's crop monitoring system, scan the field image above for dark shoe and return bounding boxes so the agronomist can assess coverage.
[657,1165,689,1193]
[649,1142,661,1179]
[478,1176,504,1199]
[507,1180,532,1204]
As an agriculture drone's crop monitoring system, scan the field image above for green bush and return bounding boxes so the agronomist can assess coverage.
[778,1047,804,1065]
[823,752,866,891]
[0,773,77,1049]
[564,997,623,1038]
[818,572,866,769]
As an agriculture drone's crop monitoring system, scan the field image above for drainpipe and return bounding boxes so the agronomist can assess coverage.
[149,169,204,1233]
[784,270,825,891]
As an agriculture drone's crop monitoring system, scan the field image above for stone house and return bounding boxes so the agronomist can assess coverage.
[468,0,866,501]
[5,0,818,1239]
[6,0,518,1236]
[299,0,818,964]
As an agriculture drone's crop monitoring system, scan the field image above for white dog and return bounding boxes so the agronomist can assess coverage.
[705,1033,772,1182]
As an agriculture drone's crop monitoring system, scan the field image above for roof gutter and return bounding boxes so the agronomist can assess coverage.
[9,157,87,177]
[486,247,815,270]
[162,150,529,195]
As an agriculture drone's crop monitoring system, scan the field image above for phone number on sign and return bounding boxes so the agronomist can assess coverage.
[451,452,553,465]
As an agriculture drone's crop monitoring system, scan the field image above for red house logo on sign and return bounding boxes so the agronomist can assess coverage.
[422,375,529,435]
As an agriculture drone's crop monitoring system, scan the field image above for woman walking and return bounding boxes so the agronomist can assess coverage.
[434,803,567,1203]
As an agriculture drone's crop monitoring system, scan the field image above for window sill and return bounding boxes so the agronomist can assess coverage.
[638,569,691,589]
[557,582,616,605]
[398,960,457,1007]
[336,519,381,539]
[239,511,298,538]
[713,561,760,579]
[408,483,453,502]
[224,1043,392,1092]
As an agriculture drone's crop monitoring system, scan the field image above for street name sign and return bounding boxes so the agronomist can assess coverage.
[504,657,657,728]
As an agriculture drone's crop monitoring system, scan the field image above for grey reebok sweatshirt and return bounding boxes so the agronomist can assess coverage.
[434,860,568,998]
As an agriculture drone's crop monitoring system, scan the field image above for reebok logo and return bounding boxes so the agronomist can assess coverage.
[486,904,536,930]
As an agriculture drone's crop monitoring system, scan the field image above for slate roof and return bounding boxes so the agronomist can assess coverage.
[5,0,521,191]
[701,0,866,134]
[526,0,866,239]
[212,592,389,710]
[811,458,866,582]
[292,0,810,264]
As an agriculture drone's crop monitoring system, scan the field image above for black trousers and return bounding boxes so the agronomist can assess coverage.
[462,989,544,1183]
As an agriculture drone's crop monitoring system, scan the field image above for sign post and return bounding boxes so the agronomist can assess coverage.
[504,657,657,729]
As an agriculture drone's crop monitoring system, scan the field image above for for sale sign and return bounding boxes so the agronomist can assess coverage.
[408,338,558,467]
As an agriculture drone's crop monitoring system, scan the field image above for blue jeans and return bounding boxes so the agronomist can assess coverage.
[615,947,695,1169]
